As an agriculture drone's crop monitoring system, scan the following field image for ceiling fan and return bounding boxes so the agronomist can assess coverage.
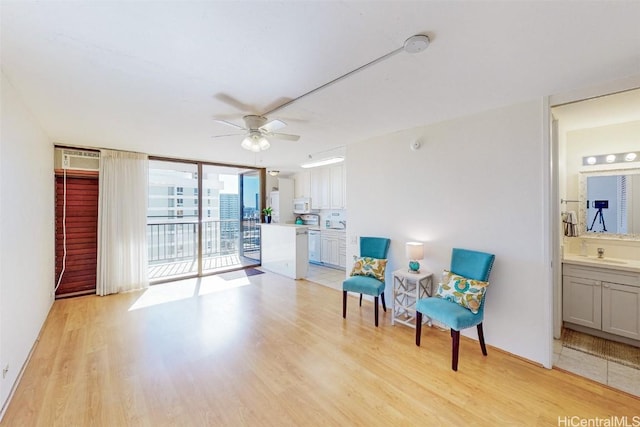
[213,34,430,152]
[213,114,300,152]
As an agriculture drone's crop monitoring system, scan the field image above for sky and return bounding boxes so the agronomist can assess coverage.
[219,173,259,209]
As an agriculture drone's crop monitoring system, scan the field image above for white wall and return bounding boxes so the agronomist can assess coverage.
[346,99,551,365]
[564,120,640,204]
[0,71,54,413]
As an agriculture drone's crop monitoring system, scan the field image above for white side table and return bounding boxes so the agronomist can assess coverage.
[391,269,433,328]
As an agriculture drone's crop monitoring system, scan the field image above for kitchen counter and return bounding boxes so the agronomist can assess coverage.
[563,253,640,273]
[306,226,346,233]
[261,223,308,228]
[260,224,309,279]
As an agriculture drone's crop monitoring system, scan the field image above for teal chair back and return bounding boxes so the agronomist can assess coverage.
[360,237,390,259]
[450,248,494,282]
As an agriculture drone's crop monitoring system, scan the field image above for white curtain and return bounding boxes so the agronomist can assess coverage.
[97,149,149,296]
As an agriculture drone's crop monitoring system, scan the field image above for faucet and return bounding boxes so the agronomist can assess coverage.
[597,247,604,258]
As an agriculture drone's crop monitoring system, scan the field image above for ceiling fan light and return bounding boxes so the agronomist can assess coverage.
[241,136,253,150]
[258,137,270,150]
[250,142,261,152]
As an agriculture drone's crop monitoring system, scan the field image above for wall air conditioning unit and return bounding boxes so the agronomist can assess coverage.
[60,149,100,171]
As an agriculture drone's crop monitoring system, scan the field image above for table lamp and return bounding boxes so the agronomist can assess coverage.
[406,242,424,273]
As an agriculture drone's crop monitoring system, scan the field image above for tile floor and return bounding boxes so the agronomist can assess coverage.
[553,338,640,397]
[305,263,346,291]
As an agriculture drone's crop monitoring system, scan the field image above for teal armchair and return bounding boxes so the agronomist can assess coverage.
[415,248,495,371]
[342,237,391,326]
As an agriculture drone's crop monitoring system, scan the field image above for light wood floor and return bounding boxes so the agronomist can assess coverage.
[2,270,638,426]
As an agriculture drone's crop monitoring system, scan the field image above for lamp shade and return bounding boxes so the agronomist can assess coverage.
[406,242,424,260]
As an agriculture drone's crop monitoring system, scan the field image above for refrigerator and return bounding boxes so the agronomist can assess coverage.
[269,178,294,224]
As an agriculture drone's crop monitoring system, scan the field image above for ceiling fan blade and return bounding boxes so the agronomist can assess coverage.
[211,133,245,139]
[268,132,300,141]
[214,119,246,130]
[259,119,286,133]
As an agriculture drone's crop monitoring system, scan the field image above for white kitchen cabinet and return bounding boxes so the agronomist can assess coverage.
[330,164,345,209]
[294,171,310,199]
[563,262,640,342]
[320,231,346,269]
[309,164,345,210]
[321,233,340,266]
[310,168,329,209]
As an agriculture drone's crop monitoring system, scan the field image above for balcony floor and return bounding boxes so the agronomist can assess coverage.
[149,251,260,281]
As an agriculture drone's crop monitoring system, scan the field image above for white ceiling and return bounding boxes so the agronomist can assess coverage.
[2,1,640,173]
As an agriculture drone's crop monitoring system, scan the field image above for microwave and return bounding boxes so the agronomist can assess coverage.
[293,198,313,214]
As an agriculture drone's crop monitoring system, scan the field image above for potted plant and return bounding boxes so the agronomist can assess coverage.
[262,207,273,223]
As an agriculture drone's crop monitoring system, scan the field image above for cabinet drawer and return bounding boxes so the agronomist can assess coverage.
[563,263,640,287]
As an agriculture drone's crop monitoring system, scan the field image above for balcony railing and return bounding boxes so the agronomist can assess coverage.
[147,218,261,279]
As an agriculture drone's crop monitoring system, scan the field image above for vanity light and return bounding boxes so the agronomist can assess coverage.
[582,151,640,166]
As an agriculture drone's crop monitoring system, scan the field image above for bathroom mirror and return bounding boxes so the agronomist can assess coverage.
[578,167,640,239]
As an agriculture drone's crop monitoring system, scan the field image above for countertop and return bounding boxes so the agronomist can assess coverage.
[563,253,640,273]
[260,223,308,228]
[302,226,346,233]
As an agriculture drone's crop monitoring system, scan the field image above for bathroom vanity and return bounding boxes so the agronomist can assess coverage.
[560,158,640,346]
[563,254,640,345]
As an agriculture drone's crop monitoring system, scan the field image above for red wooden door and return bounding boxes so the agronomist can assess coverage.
[55,174,99,297]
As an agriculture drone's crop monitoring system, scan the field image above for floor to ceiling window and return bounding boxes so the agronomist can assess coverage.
[147,159,263,282]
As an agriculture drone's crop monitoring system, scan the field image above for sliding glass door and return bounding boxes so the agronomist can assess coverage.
[147,161,200,280]
[147,159,263,282]
[240,170,261,263]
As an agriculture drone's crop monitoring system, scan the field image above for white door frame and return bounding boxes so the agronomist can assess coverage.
[548,75,640,366]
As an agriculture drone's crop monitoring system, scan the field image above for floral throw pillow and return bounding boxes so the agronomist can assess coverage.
[350,256,387,282]
[435,270,489,314]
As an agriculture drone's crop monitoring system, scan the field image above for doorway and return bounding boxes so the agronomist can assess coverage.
[147,159,264,282]
[550,86,640,396]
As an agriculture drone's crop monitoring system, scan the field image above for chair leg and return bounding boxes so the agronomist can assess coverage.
[381,292,387,312]
[477,323,488,356]
[342,291,347,318]
[451,329,460,371]
[374,296,379,327]
[359,293,363,306]
[415,312,422,346]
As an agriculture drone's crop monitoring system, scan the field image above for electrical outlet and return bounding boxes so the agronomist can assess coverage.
[350,235,357,245]
[2,364,8,379]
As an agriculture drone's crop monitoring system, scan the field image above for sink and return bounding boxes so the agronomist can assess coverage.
[579,256,628,265]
